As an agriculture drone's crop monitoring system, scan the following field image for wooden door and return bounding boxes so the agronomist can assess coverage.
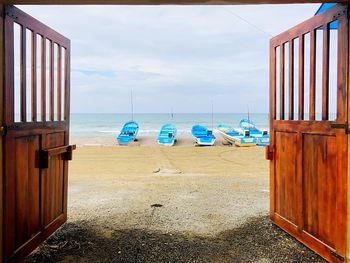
[268,4,349,262]
[2,6,74,262]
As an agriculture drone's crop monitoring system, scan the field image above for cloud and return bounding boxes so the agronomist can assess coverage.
[17,4,319,113]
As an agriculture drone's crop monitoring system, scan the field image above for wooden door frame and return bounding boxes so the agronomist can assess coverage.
[0,4,4,262]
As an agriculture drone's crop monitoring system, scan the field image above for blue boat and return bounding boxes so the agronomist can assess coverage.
[217,124,257,146]
[234,130,258,147]
[158,124,177,146]
[191,125,216,146]
[117,121,139,145]
[239,119,270,146]
[217,124,242,144]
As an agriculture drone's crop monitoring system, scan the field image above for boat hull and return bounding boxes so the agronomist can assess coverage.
[157,124,177,146]
[117,121,139,145]
[195,137,216,146]
[157,139,175,146]
[191,125,216,146]
[217,130,239,144]
[234,137,257,147]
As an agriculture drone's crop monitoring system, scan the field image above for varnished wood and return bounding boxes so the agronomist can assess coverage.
[0,5,5,261]
[298,35,304,120]
[49,40,54,121]
[270,4,349,263]
[2,6,72,263]
[322,23,329,121]
[41,35,46,121]
[269,43,276,219]
[0,0,346,4]
[31,30,37,122]
[280,44,285,120]
[57,45,61,121]
[288,40,294,120]
[309,29,316,120]
[4,14,14,123]
[20,25,26,122]
[337,15,348,123]
[270,4,347,47]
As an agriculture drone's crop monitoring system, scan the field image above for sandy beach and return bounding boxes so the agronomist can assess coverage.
[26,142,325,262]
[70,134,228,147]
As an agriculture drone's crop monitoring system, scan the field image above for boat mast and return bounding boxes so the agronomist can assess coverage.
[131,89,134,121]
[211,101,214,131]
[247,105,250,132]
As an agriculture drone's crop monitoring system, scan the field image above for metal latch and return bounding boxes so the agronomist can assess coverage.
[330,123,350,134]
[265,145,273,161]
[0,126,7,136]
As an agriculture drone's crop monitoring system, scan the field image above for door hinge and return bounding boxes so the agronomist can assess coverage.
[330,250,345,262]
[330,123,350,134]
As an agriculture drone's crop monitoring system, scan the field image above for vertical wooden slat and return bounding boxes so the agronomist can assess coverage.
[20,26,26,122]
[337,15,348,123]
[289,39,294,120]
[57,45,61,121]
[41,36,46,121]
[63,43,71,220]
[269,42,276,218]
[4,13,14,124]
[50,40,54,121]
[64,46,70,123]
[298,35,305,120]
[335,13,348,256]
[309,30,316,120]
[0,5,5,261]
[322,23,330,121]
[280,44,285,120]
[31,31,37,122]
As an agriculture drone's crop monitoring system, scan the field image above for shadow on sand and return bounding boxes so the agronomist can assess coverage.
[26,215,325,263]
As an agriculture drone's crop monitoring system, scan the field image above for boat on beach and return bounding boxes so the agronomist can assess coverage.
[217,124,242,144]
[239,119,270,146]
[217,124,257,146]
[191,125,216,146]
[158,124,177,146]
[117,121,139,145]
[234,130,258,147]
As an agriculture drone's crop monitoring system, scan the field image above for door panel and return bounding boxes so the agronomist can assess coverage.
[2,5,73,263]
[302,134,337,248]
[275,131,298,225]
[14,136,41,251]
[269,4,348,262]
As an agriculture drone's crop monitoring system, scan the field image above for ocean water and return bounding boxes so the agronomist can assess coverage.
[70,113,270,137]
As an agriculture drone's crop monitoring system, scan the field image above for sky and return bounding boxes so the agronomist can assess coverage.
[18,4,320,114]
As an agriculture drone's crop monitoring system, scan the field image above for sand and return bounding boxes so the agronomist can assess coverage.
[67,145,269,234]
[26,142,325,262]
[70,134,228,147]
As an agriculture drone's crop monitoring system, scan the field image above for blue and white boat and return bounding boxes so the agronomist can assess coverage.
[191,125,216,146]
[217,124,242,144]
[158,124,177,146]
[239,119,270,146]
[234,130,258,147]
[117,121,139,145]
